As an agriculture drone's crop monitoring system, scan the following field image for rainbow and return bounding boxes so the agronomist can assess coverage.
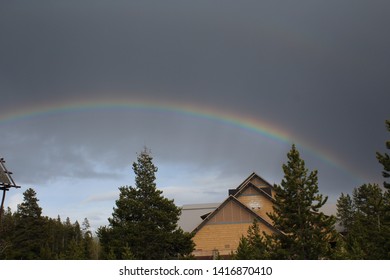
[0,97,359,181]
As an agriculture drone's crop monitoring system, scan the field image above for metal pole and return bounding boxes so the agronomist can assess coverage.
[0,187,7,221]
[0,158,21,222]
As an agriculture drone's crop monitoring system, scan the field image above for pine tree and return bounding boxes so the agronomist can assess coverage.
[234,220,269,259]
[13,188,46,259]
[353,184,387,259]
[0,189,97,260]
[267,145,337,259]
[234,237,253,260]
[0,207,15,259]
[17,188,42,218]
[336,193,355,231]
[97,148,194,259]
[376,120,390,258]
[376,120,390,190]
[336,183,390,259]
[122,244,135,259]
[353,184,383,231]
[81,218,95,259]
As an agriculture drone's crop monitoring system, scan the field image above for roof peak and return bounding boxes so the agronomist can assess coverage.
[236,172,274,191]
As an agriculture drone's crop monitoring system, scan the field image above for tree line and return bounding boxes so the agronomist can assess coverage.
[0,188,98,259]
[1,120,389,259]
[0,148,194,260]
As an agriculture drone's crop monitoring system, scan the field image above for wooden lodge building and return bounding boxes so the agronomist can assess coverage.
[179,172,280,259]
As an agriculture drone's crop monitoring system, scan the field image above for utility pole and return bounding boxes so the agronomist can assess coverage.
[0,157,21,221]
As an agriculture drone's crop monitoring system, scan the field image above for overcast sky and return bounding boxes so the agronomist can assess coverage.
[1,1,389,232]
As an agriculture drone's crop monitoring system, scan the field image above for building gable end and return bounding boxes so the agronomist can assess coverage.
[193,196,280,235]
[234,181,274,202]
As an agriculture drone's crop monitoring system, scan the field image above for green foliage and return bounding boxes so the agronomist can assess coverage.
[12,188,46,259]
[0,188,98,259]
[336,119,390,259]
[17,188,42,218]
[97,148,194,259]
[81,218,97,259]
[336,193,355,231]
[122,244,135,259]
[336,183,390,259]
[234,220,269,259]
[267,145,337,259]
[0,207,15,258]
[234,237,253,259]
[376,120,390,190]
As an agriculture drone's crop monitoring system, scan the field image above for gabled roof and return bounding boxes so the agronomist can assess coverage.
[233,181,274,202]
[236,172,275,192]
[192,195,282,235]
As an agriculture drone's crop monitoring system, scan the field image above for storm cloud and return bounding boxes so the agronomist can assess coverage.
[1,1,389,229]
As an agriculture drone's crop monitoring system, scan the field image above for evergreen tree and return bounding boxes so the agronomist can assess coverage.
[376,119,390,258]
[376,120,390,190]
[267,145,337,259]
[336,183,390,259]
[82,218,91,234]
[81,218,95,259]
[97,148,194,259]
[122,244,135,259]
[336,193,355,231]
[0,188,97,260]
[234,220,269,259]
[13,188,46,259]
[353,184,383,231]
[353,184,387,259]
[0,207,15,259]
[234,237,252,260]
[17,188,42,218]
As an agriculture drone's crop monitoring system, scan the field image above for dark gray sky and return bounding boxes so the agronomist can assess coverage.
[1,1,389,231]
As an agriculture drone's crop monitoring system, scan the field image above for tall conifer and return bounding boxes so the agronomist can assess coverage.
[336,183,390,259]
[376,120,390,189]
[13,188,46,259]
[234,220,269,259]
[267,145,337,259]
[98,148,194,259]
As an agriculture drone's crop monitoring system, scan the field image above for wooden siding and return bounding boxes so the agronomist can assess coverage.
[247,175,275,197]
[206,199,255,225]
[249,176,269,188]
[193,220,276,257]
[191,173,279,258]
[235,186,274,224]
